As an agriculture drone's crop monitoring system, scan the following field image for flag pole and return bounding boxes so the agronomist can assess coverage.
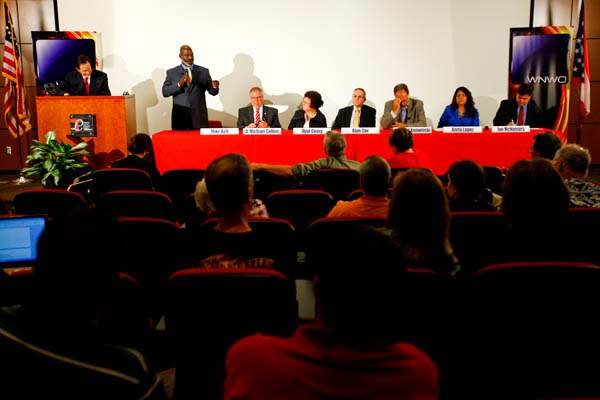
[53,0,59,31]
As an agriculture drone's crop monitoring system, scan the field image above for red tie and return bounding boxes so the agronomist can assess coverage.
[517,106,524,125]
[255,108,260,124]
[84,76,90,95]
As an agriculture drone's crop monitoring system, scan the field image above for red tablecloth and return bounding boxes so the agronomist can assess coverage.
[152,129,554,175]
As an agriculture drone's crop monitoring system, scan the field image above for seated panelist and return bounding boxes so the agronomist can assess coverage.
[288,91,327,129]
[331,88,376,129]
[237,87,281,129]
[437,86,480,128]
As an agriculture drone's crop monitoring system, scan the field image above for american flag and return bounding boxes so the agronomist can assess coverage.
[2,0,30,138]
[573,0,591,118]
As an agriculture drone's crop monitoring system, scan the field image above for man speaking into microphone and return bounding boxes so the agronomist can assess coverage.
[237,87,281,129]
[162,45,219,130]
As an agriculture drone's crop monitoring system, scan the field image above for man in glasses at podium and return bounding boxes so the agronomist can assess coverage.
[62,55,111,96]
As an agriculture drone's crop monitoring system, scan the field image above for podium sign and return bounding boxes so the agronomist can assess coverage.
[69,114,96,137]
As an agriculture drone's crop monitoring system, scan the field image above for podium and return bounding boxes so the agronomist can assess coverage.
[36,95,137,169]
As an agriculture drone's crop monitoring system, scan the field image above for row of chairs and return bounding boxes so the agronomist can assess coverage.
[4,261,599,398]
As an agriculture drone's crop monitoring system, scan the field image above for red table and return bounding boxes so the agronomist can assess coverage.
[152,129,556,175]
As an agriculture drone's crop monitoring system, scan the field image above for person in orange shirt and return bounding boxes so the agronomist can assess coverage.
[327,156,391,218]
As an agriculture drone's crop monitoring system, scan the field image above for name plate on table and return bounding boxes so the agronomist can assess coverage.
[293,128,329,135]
[200,128,239,135]
[442,126,483,133]
[242,128,282,135]
[341,127,380,134]
[408,127,433,134]
[492,126,531,133]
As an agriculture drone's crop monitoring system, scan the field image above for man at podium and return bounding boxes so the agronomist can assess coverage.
[62,55,111,96]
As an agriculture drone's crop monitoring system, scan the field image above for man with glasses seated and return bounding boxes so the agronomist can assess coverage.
[237,87,281,129]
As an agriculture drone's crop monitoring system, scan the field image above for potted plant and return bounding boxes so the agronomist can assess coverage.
[22,131,91,188]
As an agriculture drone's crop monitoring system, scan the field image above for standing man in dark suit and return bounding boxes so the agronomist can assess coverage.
[332,88,376,129]
[62,55,111,96]
[237,87,281,129]
[493,83,543,127]
[162,45,219,130]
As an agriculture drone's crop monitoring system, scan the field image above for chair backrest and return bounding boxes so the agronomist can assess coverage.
[207,120,223,128]
[449,211,507,276]
[159,169,205,204]
[267,190,334,233]
[94,168,153,195]
[467,261,600,398]
[252,170,295,201]
[567,208,600,265]
[301,168,360,201]
[309,216,386,234]
[482,166,505,194]
[13,189,87,219]
[0,198,8,215]
[97,190,175,221]
[167,268,297,399]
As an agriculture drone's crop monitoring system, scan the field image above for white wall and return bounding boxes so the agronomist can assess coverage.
[58,0,530,131]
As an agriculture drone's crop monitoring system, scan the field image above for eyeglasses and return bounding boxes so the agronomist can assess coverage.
[250,96,264,100]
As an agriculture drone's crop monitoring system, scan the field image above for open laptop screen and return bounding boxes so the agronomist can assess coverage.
[0,216,46,266]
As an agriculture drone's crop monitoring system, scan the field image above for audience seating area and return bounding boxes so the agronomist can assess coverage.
[2,165,600,399]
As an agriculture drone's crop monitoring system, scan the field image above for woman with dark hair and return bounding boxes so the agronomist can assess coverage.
[112,133,161,186]
[386,127,432,170]
[386,169,460,275]
[501,158,571,261]
[437,86,479,128]
[447,160,496,212]
[288,90,327,129]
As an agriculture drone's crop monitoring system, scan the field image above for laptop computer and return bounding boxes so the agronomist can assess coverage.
[0,216,46,270]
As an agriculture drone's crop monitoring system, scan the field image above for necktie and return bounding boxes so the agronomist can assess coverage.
[353,108,360,128]
[187,68,193,83]
[517,106,524,125]
[255,108,261,124]
[84,76,90,95]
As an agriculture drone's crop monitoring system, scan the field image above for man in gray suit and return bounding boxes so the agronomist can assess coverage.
[162,45,219,130]
[380,83,427,129]
[237,87,281,129]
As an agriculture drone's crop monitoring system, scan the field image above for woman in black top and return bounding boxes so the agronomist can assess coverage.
[288,90,327,129]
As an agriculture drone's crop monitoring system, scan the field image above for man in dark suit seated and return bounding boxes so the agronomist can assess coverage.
[112,133,160,187]
[237,87,281,129]
[331,88,376,129]
[62,55,111,96]
[493,83,543,127]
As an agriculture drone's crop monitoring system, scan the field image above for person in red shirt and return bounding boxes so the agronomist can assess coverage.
[386,127,433,170]
[224,226,439,400]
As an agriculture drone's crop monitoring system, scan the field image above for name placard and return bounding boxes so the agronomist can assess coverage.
[200,128,239,135]
[293,128,329,135]
[242,128,282,135]
[341,127,380,134]
[442,126,483,133]
[408,127,433,134]
[491,126,531,133]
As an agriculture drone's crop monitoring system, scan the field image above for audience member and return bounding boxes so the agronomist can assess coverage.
[194,178,268,218]
[530,132,562,160]
[327,156,390,218]
[185,154,285,271]
[112,133,161,186]
[553,144,600,208]
[386,127,433,170]
[252,131,360,181]
[447,160,496,212]
[224,226,439,400]
[0,211,165,399]
[386,170,460,275]
[501,158,571,260]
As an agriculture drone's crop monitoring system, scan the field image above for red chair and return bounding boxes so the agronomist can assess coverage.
[467,261,600,398]
[308,216,386,234]
[301,168,360,201]
[13,189,87,219]
[93,168,154,195]
[167,268,297,399]
[159,169,205,222]
[207,120,223,128]
[267,190,334,233]
[449,211,507,276]
[97,190,175,221]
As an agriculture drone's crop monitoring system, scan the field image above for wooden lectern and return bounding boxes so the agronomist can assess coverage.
[36,95,137,169]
